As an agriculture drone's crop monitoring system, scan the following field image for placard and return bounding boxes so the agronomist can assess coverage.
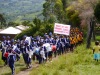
[54,23,71,35]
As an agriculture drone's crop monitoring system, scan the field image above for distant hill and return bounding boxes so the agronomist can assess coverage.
[0,0,45,22]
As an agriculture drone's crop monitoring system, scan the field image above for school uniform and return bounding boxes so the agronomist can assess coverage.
[7,53,16,75]
[34,47,40,61]
[43,38,48,43]
[56,39,62,55]
[20,40,27,64]
[59,38,65,54]
[38,46,46,64]
[1,40,8,65]
[61,38,66,53]
[12,44,20,61]
[26,44,32,66]
[52,39,57,57]
[65,37,70,51]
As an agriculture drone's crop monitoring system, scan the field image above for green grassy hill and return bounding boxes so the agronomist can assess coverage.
[0,0,45,22]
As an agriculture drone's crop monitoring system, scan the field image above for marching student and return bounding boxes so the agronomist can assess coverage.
[59,35,65,54]
[20,36,27,65]
[52,37,57,57]
[24,40,32,68]
[1,36,8,66]
[7,50,17,75]
[38,42,46,64]
[70,36,75,52]
[65,36,70,52]
[12,40,20,61]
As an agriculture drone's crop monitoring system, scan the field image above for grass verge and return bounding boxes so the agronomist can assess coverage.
[30,43,100,75]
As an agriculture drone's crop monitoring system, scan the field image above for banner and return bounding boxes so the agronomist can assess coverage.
[54,23,71,35]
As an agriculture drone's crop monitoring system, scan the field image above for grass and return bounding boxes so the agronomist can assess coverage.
[0,54,26,75]
[30,43,100,75]
[14,11,42,23]
[96,35,100,41]
[0,36,100,75]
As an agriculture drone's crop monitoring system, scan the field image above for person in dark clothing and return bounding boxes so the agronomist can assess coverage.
[7,50,16,75]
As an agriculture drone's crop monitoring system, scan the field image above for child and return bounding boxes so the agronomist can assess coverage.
[39,42,46,64]
[93,41,100,62]
[7,50,16,75]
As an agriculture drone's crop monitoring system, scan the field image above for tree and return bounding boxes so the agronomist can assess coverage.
[22,20,31,26]
[66,6,81,27]
[54,0,69,23]
[33,17,42,27]
[43,0,56,21]
[67,0,98,48]
[94,2,100,22]
[8,22,19,27]
[0,14,6,28]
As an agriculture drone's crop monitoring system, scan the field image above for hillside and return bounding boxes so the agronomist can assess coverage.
[0,0,45,22]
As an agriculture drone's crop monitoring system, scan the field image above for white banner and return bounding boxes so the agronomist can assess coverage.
[54,23,71,35]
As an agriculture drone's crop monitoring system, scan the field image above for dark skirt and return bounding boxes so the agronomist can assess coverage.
[48,51,52,57]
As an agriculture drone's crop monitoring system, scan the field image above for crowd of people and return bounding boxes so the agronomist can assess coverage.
[0,27,83,75]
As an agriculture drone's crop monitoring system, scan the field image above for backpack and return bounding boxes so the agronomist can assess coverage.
[4,52,9,58]
[52,45,56,52]
[35,48,39,55]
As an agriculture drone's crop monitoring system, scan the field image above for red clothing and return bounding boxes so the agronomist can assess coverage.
[4,52,9,58]
[52,45,56,52]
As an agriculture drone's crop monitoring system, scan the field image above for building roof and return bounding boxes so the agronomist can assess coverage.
[0,29,3,32]
[16,25,29,31]
[0,27,21,34]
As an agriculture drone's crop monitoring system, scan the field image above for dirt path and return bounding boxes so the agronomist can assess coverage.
[16,56,59,75]
[16,64,39,75]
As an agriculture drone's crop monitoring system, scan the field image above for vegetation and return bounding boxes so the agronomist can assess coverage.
[0,14,6,28]
[0,40,100,75]
[94,1,100,22]
[0,52,27,75]
[15,18,54,39]
[66,0,99,48]
[15,0,100,48]
[0,0,45,22]
[30,43,100,75]
[0,0,100,75]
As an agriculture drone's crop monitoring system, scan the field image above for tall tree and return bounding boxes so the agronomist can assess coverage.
[22,20,32,27]
[0,14,6,28]
[94,1,100,22]
[66,6,81,27]
[43,0,56,22]
[8,22,19,27]
[67,0,98,48]
[54,0,69,23]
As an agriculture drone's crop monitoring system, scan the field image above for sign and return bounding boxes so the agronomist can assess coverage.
[54,23,71,35]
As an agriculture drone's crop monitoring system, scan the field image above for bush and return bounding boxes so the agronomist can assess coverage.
[15,22,54,39]
[94,2,100,22]
[15,27,34,39]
